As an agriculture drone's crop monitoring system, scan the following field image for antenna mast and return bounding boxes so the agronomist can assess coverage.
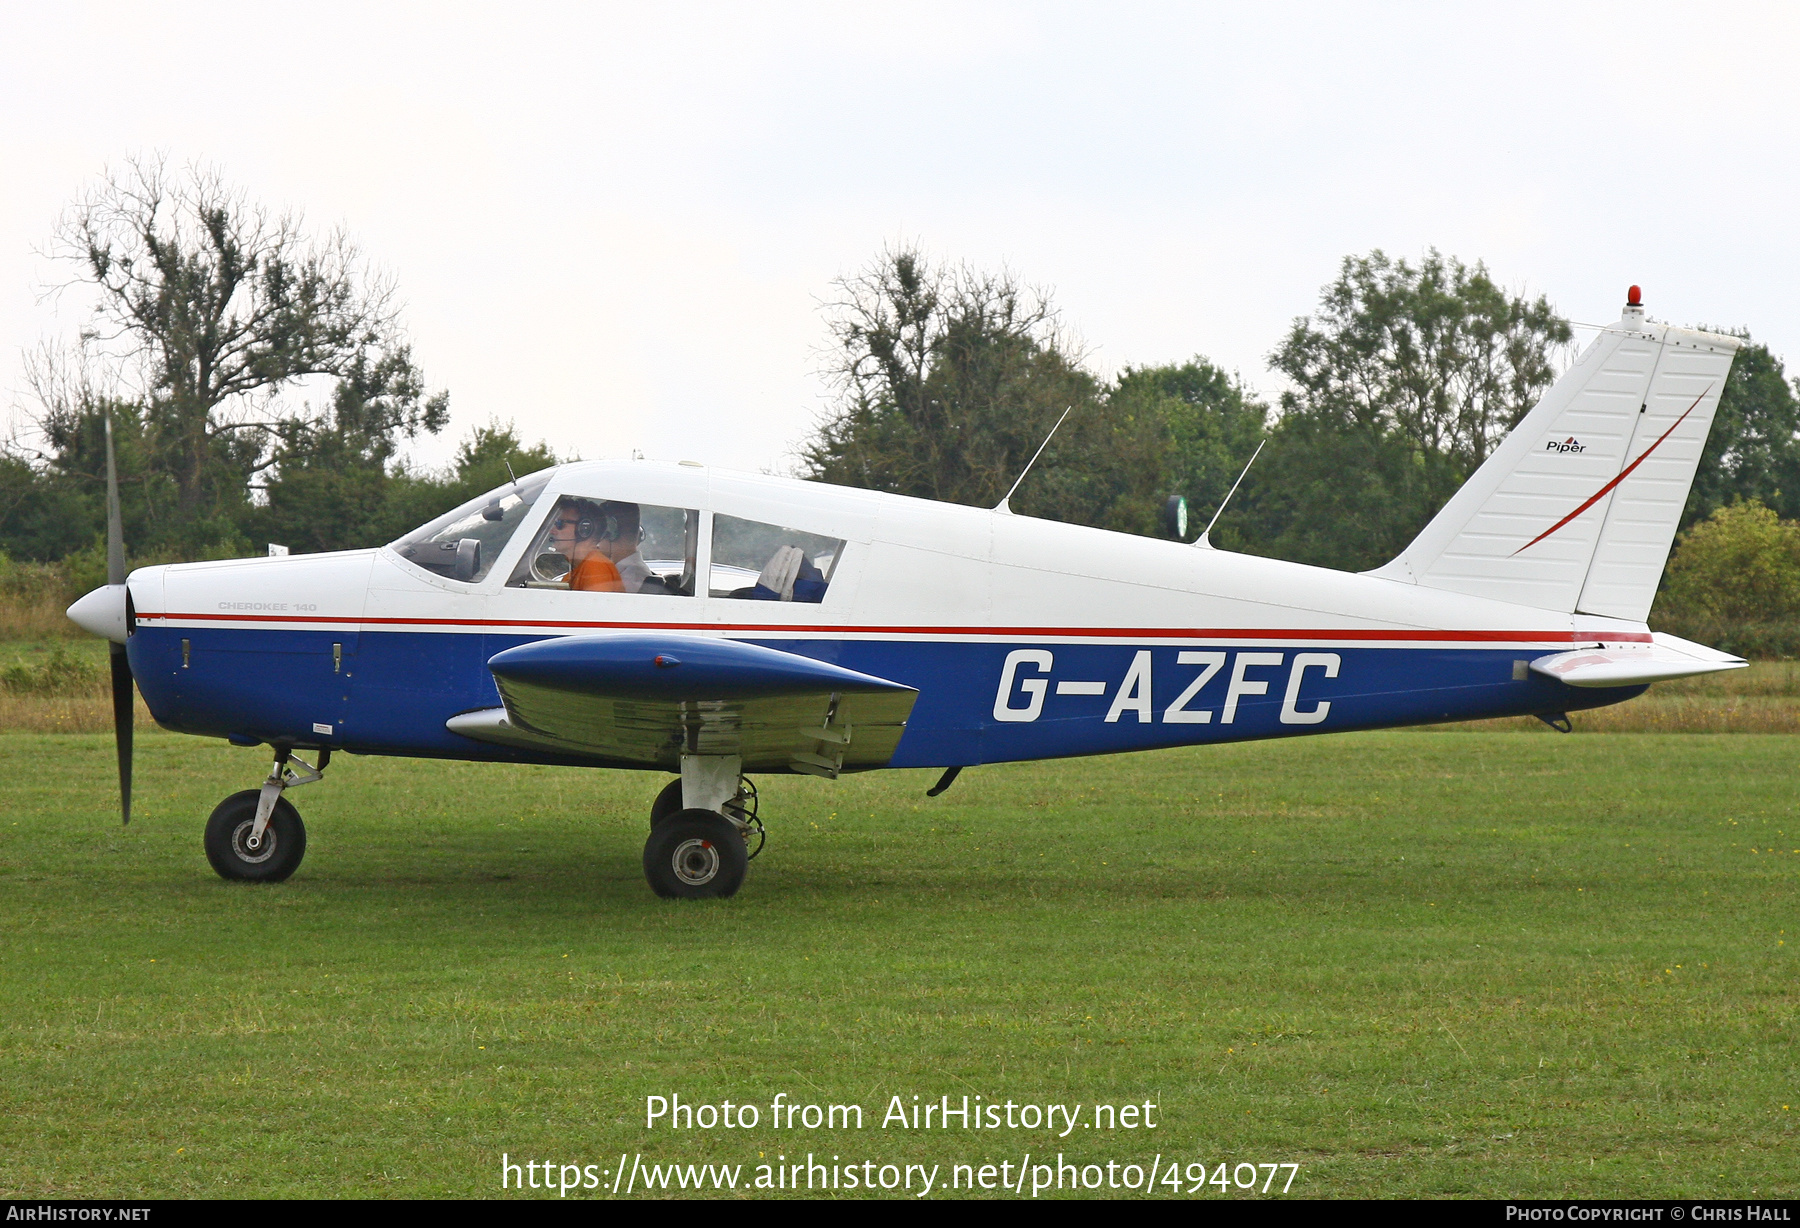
[995,406,1074,514]
[1195,438,1265,549]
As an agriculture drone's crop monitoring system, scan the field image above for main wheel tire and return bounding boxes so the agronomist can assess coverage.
[204,789,307,883]
[642,809,747,900]
[649,778,683,829]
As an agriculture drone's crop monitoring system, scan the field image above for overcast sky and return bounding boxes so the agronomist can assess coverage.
[4,2,1798,478]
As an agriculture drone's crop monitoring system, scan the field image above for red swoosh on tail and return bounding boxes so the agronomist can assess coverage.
[1512,387,1711,556]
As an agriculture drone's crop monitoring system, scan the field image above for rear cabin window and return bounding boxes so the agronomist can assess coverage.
[710,514,843,602]
[508,496,698,596]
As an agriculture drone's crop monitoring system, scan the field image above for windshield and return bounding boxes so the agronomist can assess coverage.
[389,471,554,583]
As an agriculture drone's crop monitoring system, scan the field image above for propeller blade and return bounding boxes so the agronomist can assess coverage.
[111,643,133,826]
[104,414,132,825]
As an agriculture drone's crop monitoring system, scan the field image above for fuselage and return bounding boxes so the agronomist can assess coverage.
[122,460,1646,769]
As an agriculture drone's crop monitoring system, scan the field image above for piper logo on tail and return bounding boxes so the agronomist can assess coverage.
[1545,437,1586,453]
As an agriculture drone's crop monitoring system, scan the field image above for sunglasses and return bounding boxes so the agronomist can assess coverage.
[550,517,643,540]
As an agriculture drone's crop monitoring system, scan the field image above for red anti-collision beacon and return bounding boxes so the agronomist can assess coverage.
[1627,285,1642,306]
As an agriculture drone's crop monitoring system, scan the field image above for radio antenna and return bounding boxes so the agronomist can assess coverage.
[1195,438,1265,549]
[504,460,519,487]
[995,405,1074,514]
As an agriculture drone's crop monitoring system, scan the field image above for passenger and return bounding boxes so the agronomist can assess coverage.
[595,501,653,593]
[548,499,649,593]
[749,544,826,601]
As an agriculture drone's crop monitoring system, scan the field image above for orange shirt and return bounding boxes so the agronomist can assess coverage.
[569,553,624,592]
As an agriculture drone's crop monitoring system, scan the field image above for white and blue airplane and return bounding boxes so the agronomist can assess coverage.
[67,289,1747,899]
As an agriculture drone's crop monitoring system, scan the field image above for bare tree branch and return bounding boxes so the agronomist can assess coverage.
[29,155,439,523]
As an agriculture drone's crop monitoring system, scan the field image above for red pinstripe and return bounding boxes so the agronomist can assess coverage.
[132,611,1650,644]
[1512,388,1710,556]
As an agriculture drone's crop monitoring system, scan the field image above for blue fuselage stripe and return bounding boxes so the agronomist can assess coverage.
[127,627,1640,768]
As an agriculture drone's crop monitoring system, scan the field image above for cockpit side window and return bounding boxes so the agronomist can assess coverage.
[507,496,698,596]
[389,474,552,584]
[710,514,844,602]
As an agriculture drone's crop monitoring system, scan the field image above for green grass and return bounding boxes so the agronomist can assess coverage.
[0,635,109,681]
[0,731,1795,1199]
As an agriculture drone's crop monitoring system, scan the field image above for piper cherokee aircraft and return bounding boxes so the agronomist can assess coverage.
[67,288,1747,899]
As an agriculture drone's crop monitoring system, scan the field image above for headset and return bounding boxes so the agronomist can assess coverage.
[555,502,637,544]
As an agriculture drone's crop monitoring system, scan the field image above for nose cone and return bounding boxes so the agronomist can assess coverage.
[68,584,129,643]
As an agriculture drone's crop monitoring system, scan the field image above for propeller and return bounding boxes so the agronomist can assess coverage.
[104,414,133,826]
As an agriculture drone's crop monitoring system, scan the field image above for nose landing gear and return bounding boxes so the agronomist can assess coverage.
[204,748,328,883]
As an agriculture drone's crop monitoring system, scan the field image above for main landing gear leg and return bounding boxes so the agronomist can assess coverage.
[642,754,751,900]
[203,747,329,883]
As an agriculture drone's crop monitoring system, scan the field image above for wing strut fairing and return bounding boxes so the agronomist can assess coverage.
[448,634,918,776]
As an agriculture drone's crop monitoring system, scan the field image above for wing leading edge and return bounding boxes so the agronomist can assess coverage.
[447,634,918,776]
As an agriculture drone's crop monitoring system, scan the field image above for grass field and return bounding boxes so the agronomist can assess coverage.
[0,729,1794,1199]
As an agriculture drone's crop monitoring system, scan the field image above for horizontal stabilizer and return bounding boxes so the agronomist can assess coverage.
[462,634,918,773]
[1530,632,1745,688]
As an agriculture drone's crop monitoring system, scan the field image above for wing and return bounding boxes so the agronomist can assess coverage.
[446,633,918,777]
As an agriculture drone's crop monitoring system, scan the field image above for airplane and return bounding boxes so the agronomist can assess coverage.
[65,287,1747,899]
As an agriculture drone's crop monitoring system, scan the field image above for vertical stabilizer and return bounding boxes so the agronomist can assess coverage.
[1368,295,1739,621]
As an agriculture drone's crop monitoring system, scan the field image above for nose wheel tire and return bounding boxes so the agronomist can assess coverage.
[643,809,747,899]
[204,789,307,883]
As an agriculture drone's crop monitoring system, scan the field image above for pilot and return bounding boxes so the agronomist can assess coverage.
[548,499,651,593]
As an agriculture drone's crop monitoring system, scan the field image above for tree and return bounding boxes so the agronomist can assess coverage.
[1246,250,1572,570]
[797,246,1273,538]
[249,420,560,555]
[1653,499,1800,657]
[22,351,230,556]
[1683,337,1800,529]
[798,246,1099,511]
[1271,249,1570,470]
[29,155,446,554]
[0,452,93,563]
[1661,500,1800,622]
[248,348,456,553]
[1064,360,1267,541]
[1233,408,1463,570]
